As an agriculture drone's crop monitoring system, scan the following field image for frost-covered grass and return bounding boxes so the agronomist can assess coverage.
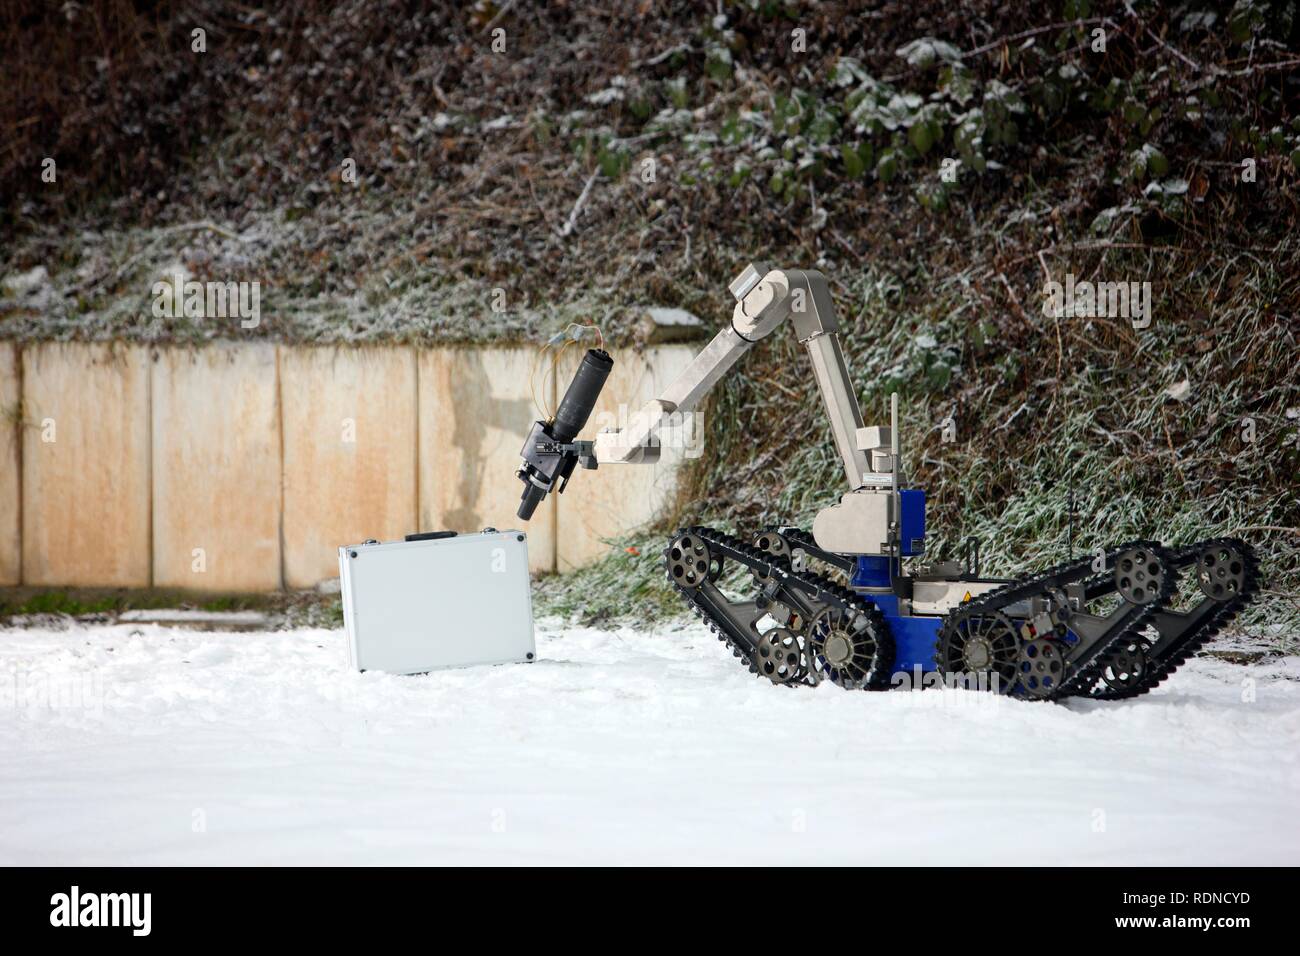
[0,207,645,345]
[532,534,683,627]
[0,587,342,630]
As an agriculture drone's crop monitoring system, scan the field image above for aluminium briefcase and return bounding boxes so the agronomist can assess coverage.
[339,529,536,674]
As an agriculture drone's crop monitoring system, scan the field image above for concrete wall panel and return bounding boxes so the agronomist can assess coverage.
[280,346,417,588]
[152,344,281,591]
[0,343,22,584]
[418,348,555,573]
[10,342,692,590]
[21,343,151,586]
[555,345,696,571]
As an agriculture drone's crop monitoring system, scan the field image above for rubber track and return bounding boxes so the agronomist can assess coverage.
[1076,538,1260,700]
[772,527,856,575]
[665,526,895,689]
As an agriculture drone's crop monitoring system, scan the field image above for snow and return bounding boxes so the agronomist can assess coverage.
[1,620,1297,865]
[1,265,52,309]
[645,306,703,328]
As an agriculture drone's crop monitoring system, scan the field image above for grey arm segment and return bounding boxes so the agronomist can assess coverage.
[592,265,873,492]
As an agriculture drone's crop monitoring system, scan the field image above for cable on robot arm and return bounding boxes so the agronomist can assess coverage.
[529,322,606,422]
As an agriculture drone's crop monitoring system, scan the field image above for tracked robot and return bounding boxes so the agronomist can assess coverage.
[515,264,1258,700]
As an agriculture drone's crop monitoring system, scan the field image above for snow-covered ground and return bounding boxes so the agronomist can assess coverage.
[1,619,1297,865]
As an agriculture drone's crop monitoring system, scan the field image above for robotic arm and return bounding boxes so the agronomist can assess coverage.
[591,263,887,491]
[516,264,904,554]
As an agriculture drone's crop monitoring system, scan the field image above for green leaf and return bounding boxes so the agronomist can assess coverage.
[841,143,865,179]
[1091,77,1124,114]
[806,106,839,145]
[1228,0,1265,44]
[597,146,629,178]
[1122,100,1147,127]
[926,362,952,391]
[896,37,962,69]
[915,177,950,211]
[705,44,733,81]
[1145,144,1169,177]
[876,149,898,183]
[832,56,870,88]
[937,65,977,107]
[909,117,937,155]
[665,77,688,109]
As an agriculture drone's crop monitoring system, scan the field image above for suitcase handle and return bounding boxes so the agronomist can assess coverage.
[404,531,458,542]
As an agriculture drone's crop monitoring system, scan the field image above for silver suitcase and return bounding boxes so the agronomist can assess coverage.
[338,530,536,674]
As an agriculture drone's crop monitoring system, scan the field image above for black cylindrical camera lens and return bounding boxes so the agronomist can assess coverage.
[517,482,547,521]
[552,348,613,443]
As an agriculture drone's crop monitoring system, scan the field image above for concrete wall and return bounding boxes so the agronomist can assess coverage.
[418,348,556,573]
[151,344,281,591]
[0,343,20,585]
[21,343,151,587]
[280,347,417,588]
[6,342,689,590]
